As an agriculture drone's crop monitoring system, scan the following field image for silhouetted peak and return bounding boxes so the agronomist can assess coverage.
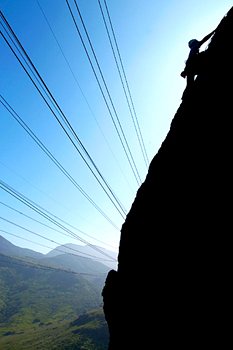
[103,7,233,349]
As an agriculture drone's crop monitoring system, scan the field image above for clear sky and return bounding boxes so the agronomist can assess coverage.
[0,0,231,256]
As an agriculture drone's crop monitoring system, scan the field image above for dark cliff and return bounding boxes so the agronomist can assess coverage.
[103,7,233,349]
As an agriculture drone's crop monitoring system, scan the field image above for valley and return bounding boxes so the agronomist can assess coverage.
[0,235,114,348]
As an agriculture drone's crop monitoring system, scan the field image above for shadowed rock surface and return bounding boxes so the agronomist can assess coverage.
[102,7,233,349]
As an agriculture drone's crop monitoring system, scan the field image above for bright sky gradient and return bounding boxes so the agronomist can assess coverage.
[0,0,231,256]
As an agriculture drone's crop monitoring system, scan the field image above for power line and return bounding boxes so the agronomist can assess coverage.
[0,221,115,263]
[0,95,120,232]
[0,181,117,261]
[66,0,142,186]
[98,0,150,168]
[0,180,116,261]
[0,13,127,219]
[0,11,127,219]
[72,0,142,185]
[103,0,150,167]
[0,160,117,242]
[0,201,118,252]
[35,0,134,195]
[0,229,106,262]
[0,212,113,263]
[0,252,107,277]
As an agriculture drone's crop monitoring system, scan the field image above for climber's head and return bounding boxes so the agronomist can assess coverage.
[188,39,198,48]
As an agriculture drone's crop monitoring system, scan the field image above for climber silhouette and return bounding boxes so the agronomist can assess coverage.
[181,29,215,98]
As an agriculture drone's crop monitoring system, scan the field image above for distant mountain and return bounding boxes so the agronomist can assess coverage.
[41,253,110,287]
[0,235,44,259]
[0,236,115,286]
[46,243,118,270]
[42,253,110,275]
[0,254,102,336]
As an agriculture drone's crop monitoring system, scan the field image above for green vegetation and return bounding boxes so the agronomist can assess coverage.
[0,308,109,350]
[0,240,109,349]
[0,258,103,337]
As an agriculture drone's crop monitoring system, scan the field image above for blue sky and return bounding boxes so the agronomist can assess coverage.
[0,0,231,255]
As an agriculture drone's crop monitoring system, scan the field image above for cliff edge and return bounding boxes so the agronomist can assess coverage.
[103,7,233,349]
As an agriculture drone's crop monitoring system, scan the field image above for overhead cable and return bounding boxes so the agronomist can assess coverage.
[0,160,118,243]
[0,253,107,277]
[0,229,101,261]
[0,180,116,261]
[98,0,150,168]
[0,201,118,251]
[66,0,142,186]
[0,95,120,232]
[0,223,115,262]
[0,11,127,219]
[36,0,134,194]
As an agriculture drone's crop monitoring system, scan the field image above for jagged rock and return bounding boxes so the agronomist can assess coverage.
[103,7,233,349]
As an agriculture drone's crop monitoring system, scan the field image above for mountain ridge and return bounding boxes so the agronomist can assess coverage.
[45,242,117,270]
[103,7,233,349]
[0,235,44,260]
[0,234,117,271]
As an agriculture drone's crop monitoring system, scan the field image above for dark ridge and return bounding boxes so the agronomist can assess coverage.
[102,7,233,349]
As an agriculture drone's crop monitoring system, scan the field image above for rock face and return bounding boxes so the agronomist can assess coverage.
[102,7,233,349]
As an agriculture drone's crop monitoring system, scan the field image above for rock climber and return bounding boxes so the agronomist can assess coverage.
[181,29,215,95]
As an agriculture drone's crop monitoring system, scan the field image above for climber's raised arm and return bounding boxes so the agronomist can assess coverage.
[199,30,215,47]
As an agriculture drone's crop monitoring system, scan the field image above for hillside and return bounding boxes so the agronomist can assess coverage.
[0,236,117,271]
[45,243,118,270]
[0,235,44,260]
[41,253,110,287]
[102,7,233,349]
[0,308,108,350]
[0,235,112,286]
[0,254,102,337]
